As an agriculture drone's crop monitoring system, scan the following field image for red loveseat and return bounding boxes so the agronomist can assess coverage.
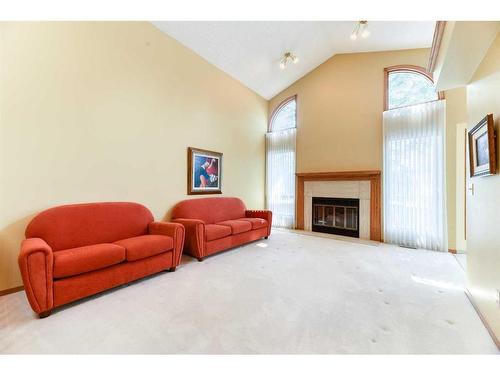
[171,197,272,261]
[18,202,184,318]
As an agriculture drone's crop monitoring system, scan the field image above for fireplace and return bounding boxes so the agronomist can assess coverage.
[297,171,381,241]
[312,197,360,238]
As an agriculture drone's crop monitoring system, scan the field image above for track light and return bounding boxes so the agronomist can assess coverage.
[350,21,370,40]
[279,52,299,70]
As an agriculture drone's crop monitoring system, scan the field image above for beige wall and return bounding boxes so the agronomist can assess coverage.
[466,33,500,339]
[268,48,430,173]
[445,88,468,251]
[0,22,267,291]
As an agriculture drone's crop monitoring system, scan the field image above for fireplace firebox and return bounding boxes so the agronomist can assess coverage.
[311,197,360,238]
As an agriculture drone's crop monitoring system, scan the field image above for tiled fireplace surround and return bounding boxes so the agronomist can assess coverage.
[306,181,369,238]
[296,171,382,241]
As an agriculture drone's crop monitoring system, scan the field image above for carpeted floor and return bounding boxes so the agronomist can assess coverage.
[0,230,497,354]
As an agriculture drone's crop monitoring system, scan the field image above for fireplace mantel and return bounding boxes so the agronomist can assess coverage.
[296,170,382,241]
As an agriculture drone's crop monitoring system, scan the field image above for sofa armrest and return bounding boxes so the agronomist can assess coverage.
[18,238,54,315]
[172,218,205,259]
[245,210,273,237]
[148,222,185,266]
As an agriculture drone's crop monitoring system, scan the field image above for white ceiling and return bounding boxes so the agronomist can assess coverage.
[152,21,435,99]
[434,21,500,91]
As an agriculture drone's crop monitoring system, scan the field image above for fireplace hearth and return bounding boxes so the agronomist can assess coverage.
[312,197,360,238]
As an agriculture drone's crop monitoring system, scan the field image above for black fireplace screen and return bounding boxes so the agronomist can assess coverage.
[312,197,360,238]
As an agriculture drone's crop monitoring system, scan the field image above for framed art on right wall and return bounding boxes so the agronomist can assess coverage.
[468,114,496,177]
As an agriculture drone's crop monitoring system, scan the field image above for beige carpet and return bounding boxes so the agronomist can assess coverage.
[0,230,497,354]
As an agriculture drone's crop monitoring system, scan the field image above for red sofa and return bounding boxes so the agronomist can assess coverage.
[18,202,184,318]
[171,197,272,261]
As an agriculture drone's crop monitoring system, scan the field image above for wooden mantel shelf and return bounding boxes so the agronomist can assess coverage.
[296,170,381,179]
[296,170,382,241]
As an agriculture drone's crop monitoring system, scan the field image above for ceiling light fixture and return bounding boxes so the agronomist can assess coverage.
[350,21,370,40]
[279,52,299,70]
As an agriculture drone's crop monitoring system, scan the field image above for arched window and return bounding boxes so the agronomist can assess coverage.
[269,96,297,131]
[382,65,447,251]
[266,96,297,228]
[384,65,443,111]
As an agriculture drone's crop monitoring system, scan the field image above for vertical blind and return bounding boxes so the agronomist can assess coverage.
[383,100,447,251]
[266,128,296,228]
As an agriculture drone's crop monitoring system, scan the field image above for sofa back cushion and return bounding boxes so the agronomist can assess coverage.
[25,202,154,251]
[171,197,246,224]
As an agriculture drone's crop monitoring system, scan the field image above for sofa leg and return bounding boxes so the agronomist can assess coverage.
[265,236,269,239]
[168,266,176,272]
[38,310,51,319]
[197,257,204,262]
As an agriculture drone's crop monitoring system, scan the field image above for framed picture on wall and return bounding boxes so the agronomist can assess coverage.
[468,114,496,177]
[187,147,223,194]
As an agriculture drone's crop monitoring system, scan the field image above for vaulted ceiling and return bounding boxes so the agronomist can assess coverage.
[152,21,435,99]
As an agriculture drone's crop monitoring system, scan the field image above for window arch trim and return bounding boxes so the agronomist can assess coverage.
[269,95,297,132]
[383,65,444,111]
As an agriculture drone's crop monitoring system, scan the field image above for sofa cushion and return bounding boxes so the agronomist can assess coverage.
[25,202,154,251]
[205,224,232,241]
[53,243,126,279]
[171,197,246,224]
[115,235,173,262]
[216,220,252,234]
[238,217,268,230]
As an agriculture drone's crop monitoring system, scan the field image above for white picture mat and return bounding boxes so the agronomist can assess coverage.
[191,152,221,190]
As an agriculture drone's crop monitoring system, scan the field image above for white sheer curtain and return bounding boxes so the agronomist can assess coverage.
[266,128,296,228]
[383,100,447,251]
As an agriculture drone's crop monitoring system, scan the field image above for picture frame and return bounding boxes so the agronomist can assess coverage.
[468,114,496,178]
[187,147,223,195]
